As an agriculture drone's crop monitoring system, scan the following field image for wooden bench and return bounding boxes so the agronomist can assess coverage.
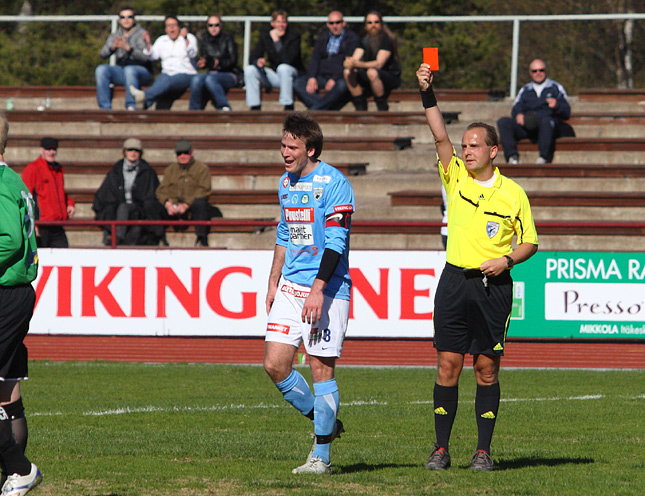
[4,108,459,125]
[577,89,645,102]
[8,134,414,151]
[515,137,645,152]
[498,163,645,178]
[67,188,278,205]
[388,190,645,207]
[11,161,369,177]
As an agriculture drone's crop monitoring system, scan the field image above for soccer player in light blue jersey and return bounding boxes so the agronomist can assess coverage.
[264,112,355,474]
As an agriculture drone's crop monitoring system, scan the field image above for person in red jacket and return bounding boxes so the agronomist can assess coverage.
[21,137,75,248]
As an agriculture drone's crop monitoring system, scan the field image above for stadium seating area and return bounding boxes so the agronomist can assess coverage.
[2,86,644,251]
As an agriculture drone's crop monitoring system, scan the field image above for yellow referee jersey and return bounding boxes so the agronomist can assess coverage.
[439,151,538,269]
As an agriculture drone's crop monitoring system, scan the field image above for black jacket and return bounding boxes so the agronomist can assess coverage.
[250,26,304,72]
[306,28,359,81]
[92,158,160,215]
[199,30,239,73]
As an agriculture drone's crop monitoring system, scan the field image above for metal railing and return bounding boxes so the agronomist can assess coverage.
[1,13,644,98]
[36,219,645,249]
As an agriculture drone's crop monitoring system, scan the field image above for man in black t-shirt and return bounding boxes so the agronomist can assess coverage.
[343,11,401,111]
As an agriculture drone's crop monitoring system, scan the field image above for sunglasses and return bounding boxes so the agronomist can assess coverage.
[366,20,381,25]
[327,20,343,25]
[125,148,141,153]
[119,15,134,19]
[531,68,546,73]
[176,151,191,156]
[208,23,220,27]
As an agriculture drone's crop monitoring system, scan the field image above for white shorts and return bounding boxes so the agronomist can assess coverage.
[266,277,349,358]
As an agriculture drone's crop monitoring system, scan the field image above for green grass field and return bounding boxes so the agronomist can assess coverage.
[21,361,644,496]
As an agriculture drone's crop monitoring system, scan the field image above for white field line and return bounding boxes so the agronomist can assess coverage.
[30,394,642,418]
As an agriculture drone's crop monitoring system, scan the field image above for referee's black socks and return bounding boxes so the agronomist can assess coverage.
[475,383,501,453]
[433,384,459,450]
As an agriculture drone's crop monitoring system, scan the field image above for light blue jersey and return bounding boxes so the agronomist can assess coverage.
[276,161,354,300]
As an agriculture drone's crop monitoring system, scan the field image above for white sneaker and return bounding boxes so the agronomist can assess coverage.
[307,418,344,463]
[508,156,519,165]
[1,463,42,496]
[292,456,332,474]
[129,85,146,109]
[221,106,232,111]
[535,156,547,164]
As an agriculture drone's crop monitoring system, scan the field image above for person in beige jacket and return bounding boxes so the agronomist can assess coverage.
[156,140,220,247]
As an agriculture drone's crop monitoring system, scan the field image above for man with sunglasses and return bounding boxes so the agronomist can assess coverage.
[21,137,75,248]
[188,15,240,111]
[417,63,538,472]
[156,140,219,247]
[95,6,152,110]
[92,139,163,246]
[497,59,573,164]
[293,11,359,111]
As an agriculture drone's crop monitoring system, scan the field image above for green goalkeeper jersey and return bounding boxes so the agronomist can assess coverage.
[0,163,38,286]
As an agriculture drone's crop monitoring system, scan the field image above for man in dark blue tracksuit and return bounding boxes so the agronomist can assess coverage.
[497,59,573,164]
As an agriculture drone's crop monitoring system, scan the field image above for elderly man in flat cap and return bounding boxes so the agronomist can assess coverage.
[93,138,164,246]
[21,137,75,248]
[156,140,220,247]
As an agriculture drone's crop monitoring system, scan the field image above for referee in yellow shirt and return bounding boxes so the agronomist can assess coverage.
[416,64,539,472]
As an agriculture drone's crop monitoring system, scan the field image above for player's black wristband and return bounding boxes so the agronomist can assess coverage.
[316,248,341,283]
[420,87,437,108]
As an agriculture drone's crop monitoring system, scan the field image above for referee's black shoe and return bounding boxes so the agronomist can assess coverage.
[425,444,451,470]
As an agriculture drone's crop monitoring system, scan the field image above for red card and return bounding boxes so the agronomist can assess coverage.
[423,47,439,71]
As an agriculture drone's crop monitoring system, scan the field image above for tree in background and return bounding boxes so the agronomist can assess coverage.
[0,0,642,90]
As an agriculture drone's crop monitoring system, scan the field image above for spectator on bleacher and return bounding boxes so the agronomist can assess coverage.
[188,15,240,111]
[0,112,43,496]
[21,137,75,248]
[95,6,152,110]
[497,59,574,164]
[156,140,221,247]
[293,11,359,111]
[343,11,401,111]
[129,16,198,110]
[92,138,163,246]
[243,10,304,111]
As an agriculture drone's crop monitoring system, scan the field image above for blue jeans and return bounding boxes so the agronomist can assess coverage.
[244,64,297,107]
[293,75,350,110]
[95,64,152,109]
[189,72,236,110]
[143,73,194,109]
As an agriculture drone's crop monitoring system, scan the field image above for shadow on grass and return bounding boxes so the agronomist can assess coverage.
[339,462,418,474]
[496,456,594,470]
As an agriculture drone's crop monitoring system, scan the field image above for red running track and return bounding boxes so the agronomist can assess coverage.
[24,335,645,369]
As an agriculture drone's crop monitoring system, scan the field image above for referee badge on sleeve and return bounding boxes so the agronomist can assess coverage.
[486,221,500,239]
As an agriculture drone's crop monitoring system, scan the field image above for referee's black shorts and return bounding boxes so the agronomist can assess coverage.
[433,263,513,356]
[0,284,35,381]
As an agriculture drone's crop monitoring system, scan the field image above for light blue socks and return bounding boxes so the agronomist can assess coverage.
[275,370,315,417]
[312,378,339,463]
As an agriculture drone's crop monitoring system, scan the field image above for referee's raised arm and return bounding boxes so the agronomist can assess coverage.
[416,63,453,171]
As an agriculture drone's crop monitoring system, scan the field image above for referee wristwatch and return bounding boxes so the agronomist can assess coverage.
[504,255,515,268]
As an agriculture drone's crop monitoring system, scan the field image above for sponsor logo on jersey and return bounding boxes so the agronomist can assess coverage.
[486,221,500,239]
[282,177,290,188]
[313,187,323,201]
[280,284,311,298]
[290,246,319,256]
[289,224,314,245]
[334,204,354,213]
[285,207,314,223]
[281,194,288,201]
[301,194,309,204]
[313,175,331,184]
[289,182,312,191]
[291,194,298,205]
[267,323,290,334]
[325,212,349,228]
